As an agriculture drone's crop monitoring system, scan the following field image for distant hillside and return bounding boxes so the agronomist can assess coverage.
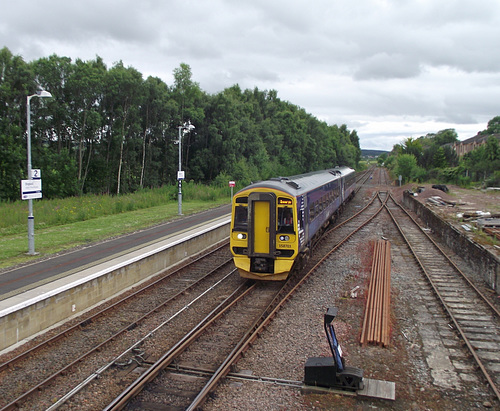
[361,149,389,158]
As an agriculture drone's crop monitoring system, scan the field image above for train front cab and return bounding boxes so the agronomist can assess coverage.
[231,191,298,280]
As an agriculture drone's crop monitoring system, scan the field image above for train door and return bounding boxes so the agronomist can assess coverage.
[298,195,307,247]
[248,192,276,272]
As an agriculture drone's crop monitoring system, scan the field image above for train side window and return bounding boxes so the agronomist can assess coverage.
[234,205,248,231]
[278,207,294,233]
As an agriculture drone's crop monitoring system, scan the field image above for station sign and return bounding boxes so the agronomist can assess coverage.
[21,179,42,200]
[177,171,185,180]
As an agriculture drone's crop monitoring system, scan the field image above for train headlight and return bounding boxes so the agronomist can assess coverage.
[237,233,247,240]
[279,235,290,241]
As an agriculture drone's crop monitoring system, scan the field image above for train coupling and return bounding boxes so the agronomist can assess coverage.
[304,307,364,391]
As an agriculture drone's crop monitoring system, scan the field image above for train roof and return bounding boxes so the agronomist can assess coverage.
[236,167,355,197]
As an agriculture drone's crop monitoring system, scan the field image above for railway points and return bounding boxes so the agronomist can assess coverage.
[1,168,499,410]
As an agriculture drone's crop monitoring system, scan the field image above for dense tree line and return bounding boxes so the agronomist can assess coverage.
[380,117,500,186]
[0,47,360,201]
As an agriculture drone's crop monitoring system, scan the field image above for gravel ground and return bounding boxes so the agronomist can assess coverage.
[203,183,497,410]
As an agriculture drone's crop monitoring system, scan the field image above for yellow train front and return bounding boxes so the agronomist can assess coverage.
[230,167,355,280]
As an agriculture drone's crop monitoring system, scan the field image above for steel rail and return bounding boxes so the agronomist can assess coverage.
[361,239,392,346]
[45,268,239,411]
[187,190,390,410]
[103,280,257,410]
[355,166,376,190]
[325,190,383,237]
[388,193,500,318]
[166,364,305,388]
[0,240,229,374]
[1,248,233,411]
[384,194,500,402]
[107,187,387,410]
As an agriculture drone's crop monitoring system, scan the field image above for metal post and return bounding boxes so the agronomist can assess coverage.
[27,95,35,255]
[176,121,194,216]
[178,125,183,215]
[25,90,52,255]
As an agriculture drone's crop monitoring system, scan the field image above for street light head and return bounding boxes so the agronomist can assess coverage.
[36,90,53,98]
[182,121,195,131]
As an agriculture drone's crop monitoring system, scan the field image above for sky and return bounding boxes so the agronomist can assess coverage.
[2,0,500,151]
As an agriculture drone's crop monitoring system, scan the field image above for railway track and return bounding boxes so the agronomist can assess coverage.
[105,280,285,410]
[199,173,498,408]
[315,177,499,402]
[0,173,381,410]
[0,242,240,410]
[385,193,500,400]
[3,167,497,408]
[96,183,386,409]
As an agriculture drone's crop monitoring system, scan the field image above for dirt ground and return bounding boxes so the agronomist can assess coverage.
[391,183,500,254]
[392,184,500,216]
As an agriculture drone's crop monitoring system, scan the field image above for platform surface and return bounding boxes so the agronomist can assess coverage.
[0,205,231,302]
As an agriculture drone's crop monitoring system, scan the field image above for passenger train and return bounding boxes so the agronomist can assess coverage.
[230,166,356,280]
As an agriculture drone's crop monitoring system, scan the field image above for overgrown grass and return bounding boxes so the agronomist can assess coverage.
[0,183,231,269]
[0,183,230,235]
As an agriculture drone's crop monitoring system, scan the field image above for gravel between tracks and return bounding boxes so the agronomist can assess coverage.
[204,182,497,410]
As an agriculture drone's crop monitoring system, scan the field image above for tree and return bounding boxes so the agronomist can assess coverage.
[432,147,448,168]
[0,47,363,200]
[172,63,206,178]
[484,116,500,135]
[485,135,500,161]
[65,57,107,193]
[30,54,73,153]
[103,61,143,194]
[139,76,175,188]
[0,47,33,200]
[395,154,417,183]
[377,153,388,166]
[434,129,458,146]
[401,137,423,163]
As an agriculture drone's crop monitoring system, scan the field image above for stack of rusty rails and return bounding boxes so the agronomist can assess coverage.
[360,239,391,347]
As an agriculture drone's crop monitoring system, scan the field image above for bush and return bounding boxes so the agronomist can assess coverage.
[456,175,471,187]
[485,170,500,187]
[412,166,428,183]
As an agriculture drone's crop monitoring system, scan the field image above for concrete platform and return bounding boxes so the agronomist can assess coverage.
[0,214,230,353]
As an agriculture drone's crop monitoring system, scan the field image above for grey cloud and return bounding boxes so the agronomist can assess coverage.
[354,53,422,80]
[2,0,499,150]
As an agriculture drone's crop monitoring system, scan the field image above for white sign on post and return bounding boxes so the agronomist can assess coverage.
[31,169,41,179]
[177,171,185,180]
[21,179,42,200]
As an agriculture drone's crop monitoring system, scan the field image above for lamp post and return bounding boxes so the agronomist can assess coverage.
[26,90,52,255]
[175,121,195,215]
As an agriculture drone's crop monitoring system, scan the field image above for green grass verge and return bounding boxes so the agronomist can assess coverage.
[0,200,227,270]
